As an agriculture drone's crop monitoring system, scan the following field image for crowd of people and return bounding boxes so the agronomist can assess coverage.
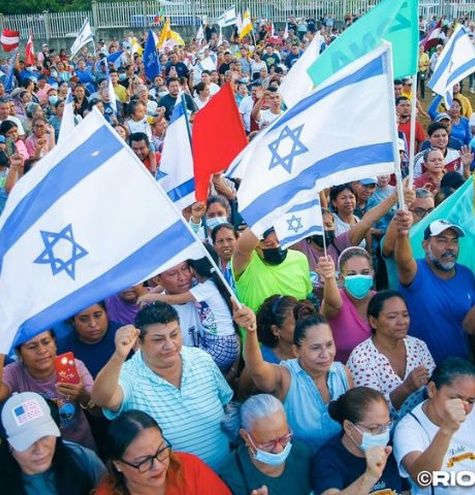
[1,9,475,495]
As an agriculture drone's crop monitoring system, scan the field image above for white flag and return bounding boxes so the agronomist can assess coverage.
[70,18,94,58]
[428,24,475,107]
[234,42,398,237]
[157,94,196,210]
[0,110,206,353]
[57,89,76,145]
[279,32,323,109]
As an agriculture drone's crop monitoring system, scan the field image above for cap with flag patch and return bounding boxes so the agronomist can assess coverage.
[1,392,60,452]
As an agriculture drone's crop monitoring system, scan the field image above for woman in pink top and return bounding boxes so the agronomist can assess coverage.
[318,247,376,363]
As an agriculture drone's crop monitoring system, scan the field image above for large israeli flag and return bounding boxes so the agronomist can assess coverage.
[428,24,475,108]
[235,42,398,237]
[157,94,196,210]
[0,110,205,352]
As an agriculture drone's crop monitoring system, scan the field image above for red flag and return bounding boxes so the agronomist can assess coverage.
[1,29,20,52]
[25,34,35,66]
[420,20,442,51]
[192,83,247,202]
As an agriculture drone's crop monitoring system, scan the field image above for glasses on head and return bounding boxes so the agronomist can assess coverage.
[120,439,171,473]
[250,430,293,451]
[410,207,434,218]
[355,422,392,435]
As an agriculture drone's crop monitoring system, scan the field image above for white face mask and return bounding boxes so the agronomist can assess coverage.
[250,438,292,466]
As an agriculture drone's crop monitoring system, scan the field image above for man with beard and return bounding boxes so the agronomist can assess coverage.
[394,214,475,364]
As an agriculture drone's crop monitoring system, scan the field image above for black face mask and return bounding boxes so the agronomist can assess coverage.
[262,247,288,265]
[311,230,336,248]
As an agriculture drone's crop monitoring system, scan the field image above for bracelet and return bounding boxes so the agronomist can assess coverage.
[79,399,95,410]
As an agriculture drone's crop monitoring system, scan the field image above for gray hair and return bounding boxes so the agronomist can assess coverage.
[221,394,285,440]
[415,188,433,199]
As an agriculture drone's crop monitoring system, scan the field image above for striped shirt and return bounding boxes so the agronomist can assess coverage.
[103,347,233,470]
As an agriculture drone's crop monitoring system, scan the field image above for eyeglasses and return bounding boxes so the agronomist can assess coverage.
[120,439,171,473]
[410,207,434,218]
[250,430,293,451]
[354,422,392,435]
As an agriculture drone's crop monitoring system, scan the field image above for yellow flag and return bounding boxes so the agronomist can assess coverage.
[239,9,252,40]
[158,18,171,48]
[169,30,185,46]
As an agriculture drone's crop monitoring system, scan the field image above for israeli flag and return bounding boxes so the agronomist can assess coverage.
[157,93,196,210]
[428,24,475,108]
[218,6,237,27]
[273,193,324,249]
[235,42,398,237]
[0,110,206,352]
[70,18,94,58]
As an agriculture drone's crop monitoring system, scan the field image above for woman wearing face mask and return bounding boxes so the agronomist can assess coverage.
[220,393,313,494]
[95,409,231,495]
[312,387,405,495]
[347,291,435,425]
[393,358,475,495]
[242,312,353,452]
[319,247,376,363]
[189,195,232,240]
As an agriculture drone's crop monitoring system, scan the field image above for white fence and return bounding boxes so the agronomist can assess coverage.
[1,1,475,40]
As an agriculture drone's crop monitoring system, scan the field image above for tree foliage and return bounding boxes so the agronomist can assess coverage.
[1,0,92,15]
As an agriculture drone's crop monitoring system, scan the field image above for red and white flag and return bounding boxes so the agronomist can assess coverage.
[25,33,35,65]
[1,29,20,52]
[420,20,442,51]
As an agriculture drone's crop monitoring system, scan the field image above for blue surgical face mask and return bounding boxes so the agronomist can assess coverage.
[119,73,127,81]
[48,95,58,105]
[344,274,373,299]
[206,216,227,231]
[158,90,168,98]
[50,71,58,78]
[354,426,390,452]
[251,440,292,466]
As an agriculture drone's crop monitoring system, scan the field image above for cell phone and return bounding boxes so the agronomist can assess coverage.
[5,138,16,157]
[55,352,80,384]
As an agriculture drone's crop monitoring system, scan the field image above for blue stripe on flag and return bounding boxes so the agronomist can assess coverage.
[13,219,197,347]
[170,102,185,124]
[446,59,475,88]
[429,27,466,84]
[240,142,393,226]
[167,178,195,203]
[286,199,320,212]
[0,125,122,275]
[279,225,324,246]
[270,54,384,133]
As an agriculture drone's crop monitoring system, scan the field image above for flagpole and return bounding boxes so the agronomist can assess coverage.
[407,72,418,187]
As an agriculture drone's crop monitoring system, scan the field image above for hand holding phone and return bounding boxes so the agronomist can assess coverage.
[55,352,80,384]
[5,138,17,157]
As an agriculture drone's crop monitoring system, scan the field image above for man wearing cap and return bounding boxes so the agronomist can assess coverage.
[37,43,51,65]
[394,212,475,364]
[420,113,463,151]
[232,227,312,313]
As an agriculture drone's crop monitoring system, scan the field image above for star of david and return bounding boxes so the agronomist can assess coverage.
[287,215,303,234]
[268,124,309,173]
[155,169,168,180]
[34,224,88,280]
